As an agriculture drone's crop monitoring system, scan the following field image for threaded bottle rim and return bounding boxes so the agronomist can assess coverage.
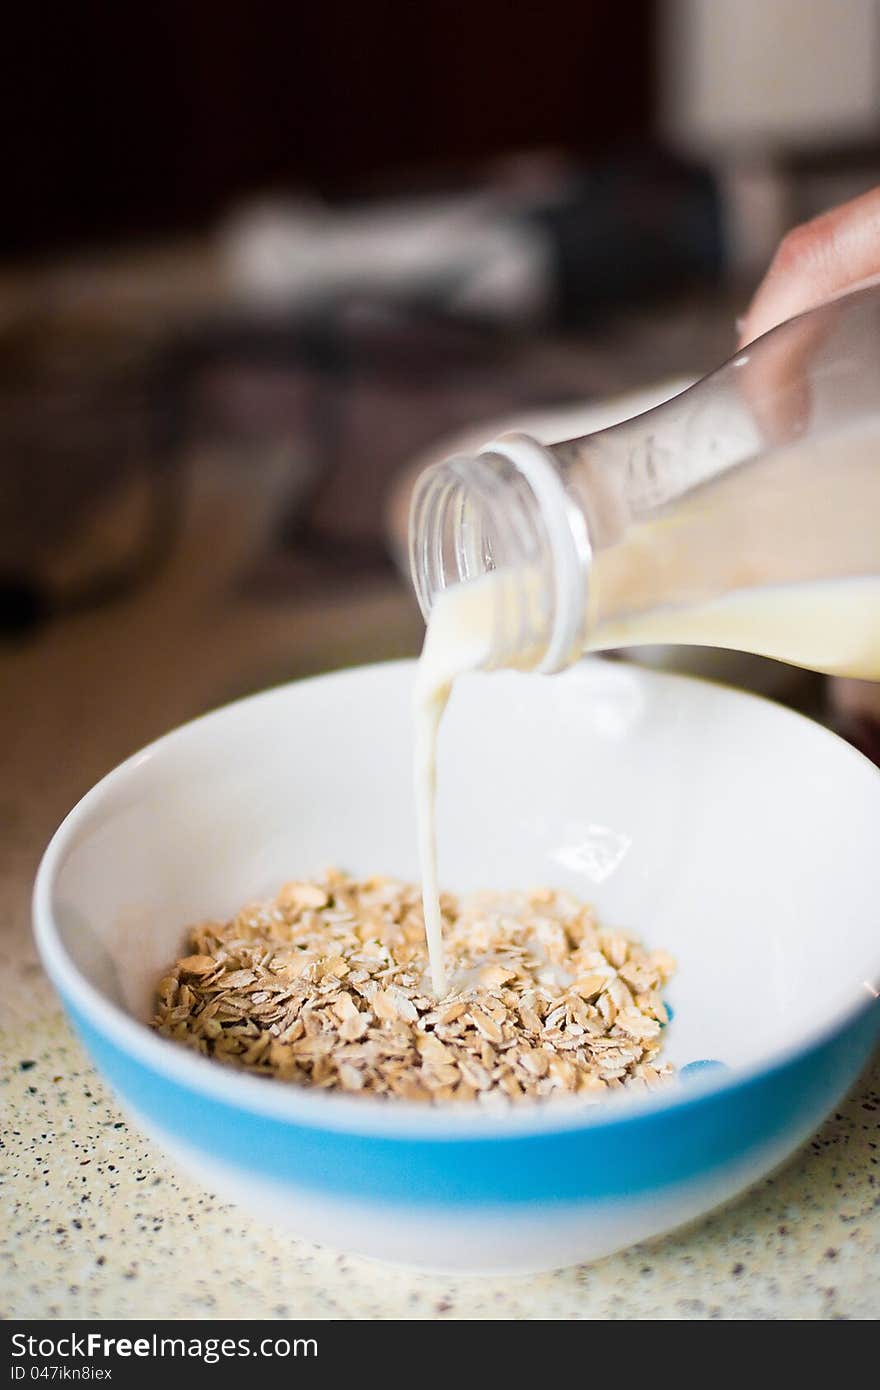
[408,431,591,673]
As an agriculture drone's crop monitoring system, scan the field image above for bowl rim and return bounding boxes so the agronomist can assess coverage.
[33,658,880,1140]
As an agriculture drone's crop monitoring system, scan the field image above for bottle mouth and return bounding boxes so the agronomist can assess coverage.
[408,431,591,673]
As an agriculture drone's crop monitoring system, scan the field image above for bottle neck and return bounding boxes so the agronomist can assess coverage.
[408,431,592,673]
[411,283,880,678]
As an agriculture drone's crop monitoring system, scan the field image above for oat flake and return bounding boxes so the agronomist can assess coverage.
[152,870,674,1105]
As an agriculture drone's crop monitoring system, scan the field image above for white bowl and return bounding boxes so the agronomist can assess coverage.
[33,660,880,1271]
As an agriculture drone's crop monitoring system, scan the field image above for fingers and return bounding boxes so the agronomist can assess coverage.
[738,295,838,445]
[739,186,880,346]
[735,187,880,445]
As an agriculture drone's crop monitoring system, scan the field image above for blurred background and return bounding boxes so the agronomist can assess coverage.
[5,0,880,887]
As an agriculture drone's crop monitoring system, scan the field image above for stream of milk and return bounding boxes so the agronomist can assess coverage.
[414,570,880,996]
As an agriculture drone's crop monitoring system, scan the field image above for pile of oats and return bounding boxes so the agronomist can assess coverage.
[152,870,674,1105]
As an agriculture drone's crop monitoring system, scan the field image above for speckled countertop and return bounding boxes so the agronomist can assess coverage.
[2,450,879,1321]
[4,1016,879,1319]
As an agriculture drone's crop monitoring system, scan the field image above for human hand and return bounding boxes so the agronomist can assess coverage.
[740,187,880,748]
[733,188,880,444]
[739,185,880,347]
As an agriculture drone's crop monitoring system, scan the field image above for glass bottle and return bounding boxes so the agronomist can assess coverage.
[409,283,880,680]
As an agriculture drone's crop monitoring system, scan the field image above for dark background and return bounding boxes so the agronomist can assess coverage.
[4,2,653,256]
[4,0,880,750]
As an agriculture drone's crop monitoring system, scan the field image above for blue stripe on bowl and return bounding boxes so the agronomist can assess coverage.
[65,996,879,1207]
